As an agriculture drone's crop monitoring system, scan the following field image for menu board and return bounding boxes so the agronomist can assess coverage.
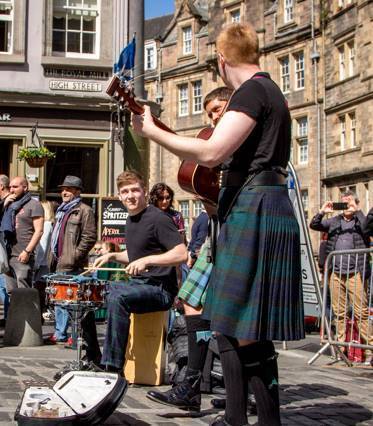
[101,197,128,248]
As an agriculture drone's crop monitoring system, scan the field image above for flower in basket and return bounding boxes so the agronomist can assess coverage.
[18,146,56,161]
[18,146,56,168]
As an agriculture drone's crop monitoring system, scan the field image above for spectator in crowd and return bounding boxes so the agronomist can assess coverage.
[0,177,44,289]
[149,183,186,240]
[48,176,98,364]
[0,174,11,326]
[187,208,209,268]
[92,171,187,374]
[310,191,372,364]
[147,87,237,413]
[33,201,57,318]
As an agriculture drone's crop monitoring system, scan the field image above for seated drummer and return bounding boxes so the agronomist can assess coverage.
[93,170,187,374]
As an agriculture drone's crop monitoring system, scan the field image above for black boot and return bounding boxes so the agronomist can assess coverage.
[147,374,201,410]
[147,315,210,411]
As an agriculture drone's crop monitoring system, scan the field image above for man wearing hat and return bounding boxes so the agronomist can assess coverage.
[48,176,98,358]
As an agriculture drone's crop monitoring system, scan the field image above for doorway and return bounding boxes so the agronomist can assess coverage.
[0,139,11,176]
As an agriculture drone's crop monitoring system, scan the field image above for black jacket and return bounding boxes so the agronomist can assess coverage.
[310,210,370,274]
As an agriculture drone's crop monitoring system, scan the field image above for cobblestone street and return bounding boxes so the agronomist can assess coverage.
[0,320,372,426]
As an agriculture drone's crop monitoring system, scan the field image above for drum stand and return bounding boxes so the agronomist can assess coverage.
[53,302,100,380]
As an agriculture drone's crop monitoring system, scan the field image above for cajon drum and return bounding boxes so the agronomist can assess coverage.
[124,311,168,385]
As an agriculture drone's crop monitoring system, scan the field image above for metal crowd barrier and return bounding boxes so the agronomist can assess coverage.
[309,247,373,366]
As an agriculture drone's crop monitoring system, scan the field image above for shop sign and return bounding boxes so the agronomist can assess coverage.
[101,198,128,248]
[49,80,102,92]
[44,67,110,80]
[0,113,11,122]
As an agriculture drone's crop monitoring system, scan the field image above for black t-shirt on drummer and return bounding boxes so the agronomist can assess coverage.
[125,204,183,295]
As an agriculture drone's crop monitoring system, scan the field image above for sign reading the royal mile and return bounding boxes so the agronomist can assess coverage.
[101,198,128,249]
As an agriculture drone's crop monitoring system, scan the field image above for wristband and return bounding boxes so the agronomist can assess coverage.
[24,249,31,254]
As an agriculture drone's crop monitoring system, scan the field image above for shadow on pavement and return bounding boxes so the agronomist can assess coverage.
[282,402,373,425]
[280,382,348,405]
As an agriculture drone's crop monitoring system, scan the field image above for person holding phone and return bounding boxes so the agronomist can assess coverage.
[310,190,372,365]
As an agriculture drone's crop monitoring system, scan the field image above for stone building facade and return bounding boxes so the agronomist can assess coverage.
[144,0,372,249]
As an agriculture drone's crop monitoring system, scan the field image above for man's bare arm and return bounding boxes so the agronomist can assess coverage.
[125,243,188,276]
[93,250,129,269]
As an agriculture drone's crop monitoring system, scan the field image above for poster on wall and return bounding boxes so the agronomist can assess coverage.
[101,197,128,249]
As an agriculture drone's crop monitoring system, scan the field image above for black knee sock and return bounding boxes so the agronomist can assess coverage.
[216,335,248,426]
[185,315,211,379]
[238,341,281,426]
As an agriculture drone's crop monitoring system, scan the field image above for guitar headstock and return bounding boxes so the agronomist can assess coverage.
[106,75,143,115]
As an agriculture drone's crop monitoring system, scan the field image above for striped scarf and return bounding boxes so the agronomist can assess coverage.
[51,197,81,258]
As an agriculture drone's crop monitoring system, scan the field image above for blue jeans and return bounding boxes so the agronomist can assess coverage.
[0,274,9,319]
[54,305,69,340]
[101,278,174,369]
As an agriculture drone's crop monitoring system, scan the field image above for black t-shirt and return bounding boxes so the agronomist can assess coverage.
[224,72,291,174]
[126,204,183,294]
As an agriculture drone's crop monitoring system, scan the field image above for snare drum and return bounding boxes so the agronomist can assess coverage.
[45,274,107,305]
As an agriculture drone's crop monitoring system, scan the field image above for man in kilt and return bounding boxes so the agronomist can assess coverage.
[147,87,233,411]
[133,22,305,426]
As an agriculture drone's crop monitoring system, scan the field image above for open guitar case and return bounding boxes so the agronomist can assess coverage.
[15,371,127,425]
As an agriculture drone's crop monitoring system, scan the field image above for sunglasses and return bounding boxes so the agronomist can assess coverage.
[158,196,171,201]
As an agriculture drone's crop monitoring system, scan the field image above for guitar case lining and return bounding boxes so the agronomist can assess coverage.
[15,371,127,425]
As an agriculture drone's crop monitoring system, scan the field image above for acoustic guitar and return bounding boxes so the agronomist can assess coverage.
[106,75,220,208]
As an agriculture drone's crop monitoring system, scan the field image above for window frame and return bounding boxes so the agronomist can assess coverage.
[0,0,14,54]
[145,42,156,71]
[230,8,241,23]
[297,117,308,165]
[52,0,100,59]
[284,0,294,23]
[280,56,290,93]
[182,26,192,55]
[192,80,202,115]
[178,83,189,117]
[294,51,305,90]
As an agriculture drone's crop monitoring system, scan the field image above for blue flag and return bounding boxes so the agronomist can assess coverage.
[114,37,136,75]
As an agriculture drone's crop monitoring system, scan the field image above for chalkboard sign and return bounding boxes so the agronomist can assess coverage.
[101,197,128,248]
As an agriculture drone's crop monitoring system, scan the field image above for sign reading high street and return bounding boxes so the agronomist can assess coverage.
[49,80,102,92]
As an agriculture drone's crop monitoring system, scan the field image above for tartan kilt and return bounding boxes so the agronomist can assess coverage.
[202,184,305,341]
[178,245,212,308]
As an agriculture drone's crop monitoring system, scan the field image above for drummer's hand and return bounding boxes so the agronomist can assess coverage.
[125,258,148,276]
[131,106,155,138]
[93,253,112,269]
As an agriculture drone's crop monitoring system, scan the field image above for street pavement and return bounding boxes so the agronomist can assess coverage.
[0,315,372,426]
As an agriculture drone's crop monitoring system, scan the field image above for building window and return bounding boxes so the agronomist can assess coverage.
[294,51,305,90]
[339,115,346,150]
[52,0,99,57]
[178,84,189,116]
[284,0,293,23]
[145,43,156,70]
[230,9,241,22]
[192,80,202,114]
[338,40,355,81]
[338,46,345,80]
[297,117,308,164]
[301,189,309,221]
[0,0,13,53]
[350,112,356,148]
[182,26,192,55]
[339,112,357,150]
[348,41,355,76]
[280,56,290,93]
[179,200,190,236]
[192,200,203,218]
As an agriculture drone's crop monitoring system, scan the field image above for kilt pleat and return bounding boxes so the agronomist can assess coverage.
[202,185,305,341]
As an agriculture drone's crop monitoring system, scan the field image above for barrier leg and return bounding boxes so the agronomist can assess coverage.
[308,342,331,365]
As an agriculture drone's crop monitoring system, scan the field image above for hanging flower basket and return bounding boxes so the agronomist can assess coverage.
[18,146,55,168]
[25,157,49,168]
